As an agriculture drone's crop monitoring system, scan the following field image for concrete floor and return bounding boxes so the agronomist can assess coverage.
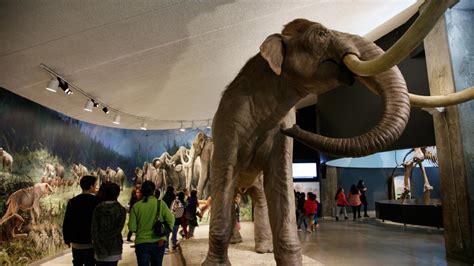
[36,213,470,265]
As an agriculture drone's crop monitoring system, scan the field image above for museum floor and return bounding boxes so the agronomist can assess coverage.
[35,212,469,265]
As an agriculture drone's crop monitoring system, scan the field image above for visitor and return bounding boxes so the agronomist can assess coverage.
[348,184,362,221]
[313,193,320,229]
[170,191,185,251]
[127,184,142,242]
[335,187,349,221]
[91,183,126,266]
[234,193,241,233]
[297,192,307,231]
[185,189,199,239]
[304,192,317,233]
[63,175,100,266]
[162,186,176,253]
[357,179,370,217]
[128,181,175,266]
[177,191,189,239]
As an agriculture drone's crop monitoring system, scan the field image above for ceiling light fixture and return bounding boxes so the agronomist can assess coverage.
[84,99,94,112]
[40,64,214,130]
[113,114,121,125]
[92,99,99,108]
[46,78,59,92]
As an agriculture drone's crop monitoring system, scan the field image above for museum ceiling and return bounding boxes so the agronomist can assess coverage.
[0,0,424,130]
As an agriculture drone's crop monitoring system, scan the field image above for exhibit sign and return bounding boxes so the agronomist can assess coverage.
[393,175,410,199]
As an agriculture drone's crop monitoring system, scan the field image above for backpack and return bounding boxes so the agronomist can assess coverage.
[171,199,184,218]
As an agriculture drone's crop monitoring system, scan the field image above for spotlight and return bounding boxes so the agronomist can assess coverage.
[113,114,121,125]
[140,122,148,130]
[58,78,72,94]
[102,107,109,114]
[92,99,99,107]
[84,99,94,112]
[179,121,185,132]
[46,78,59,92]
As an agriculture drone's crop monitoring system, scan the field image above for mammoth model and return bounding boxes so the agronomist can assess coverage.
[0,148,13,173]
[1,183,54,224]
[185,132,213,199]
[204,2,474,265]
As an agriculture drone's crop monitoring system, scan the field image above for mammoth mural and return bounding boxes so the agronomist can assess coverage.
[204,1,473,265]
[71,163,88,184]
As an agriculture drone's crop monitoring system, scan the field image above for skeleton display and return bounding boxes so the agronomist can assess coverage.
[400,147,438,203]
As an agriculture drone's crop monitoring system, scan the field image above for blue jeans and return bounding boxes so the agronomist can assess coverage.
[171,224,179,246]
[72,248,95,266]
[135,241,165,266]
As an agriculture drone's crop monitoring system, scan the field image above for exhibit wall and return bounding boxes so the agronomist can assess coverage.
[0,87,210,264]
[336,167,441,211]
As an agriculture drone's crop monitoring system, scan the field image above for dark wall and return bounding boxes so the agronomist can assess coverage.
[336,167,441,211]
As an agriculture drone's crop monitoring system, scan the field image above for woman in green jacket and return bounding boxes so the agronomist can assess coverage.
[128,181,175,266]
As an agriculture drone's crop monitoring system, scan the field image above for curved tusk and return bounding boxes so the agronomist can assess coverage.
[410,86,474,107]
[343,0,449,76]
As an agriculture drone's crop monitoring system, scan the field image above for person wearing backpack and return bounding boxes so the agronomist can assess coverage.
[170,192,185,251]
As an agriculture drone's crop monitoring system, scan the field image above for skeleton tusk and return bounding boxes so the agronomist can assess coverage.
[343,0,450,76]
[409,85,474,107]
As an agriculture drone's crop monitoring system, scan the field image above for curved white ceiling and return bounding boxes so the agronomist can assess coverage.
[0,0,423,130]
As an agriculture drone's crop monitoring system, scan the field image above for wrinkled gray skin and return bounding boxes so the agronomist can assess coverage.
[203,19,410,265]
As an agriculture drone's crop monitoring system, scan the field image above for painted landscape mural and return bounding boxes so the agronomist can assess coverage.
[0,87,212,264]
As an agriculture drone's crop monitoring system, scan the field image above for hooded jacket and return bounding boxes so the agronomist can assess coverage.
[91,201,126,260]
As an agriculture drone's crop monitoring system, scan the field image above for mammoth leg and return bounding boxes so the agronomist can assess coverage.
[203,157,237,265]
[246,174,273,253]
[418,162,433,203]
[263,132,301,264]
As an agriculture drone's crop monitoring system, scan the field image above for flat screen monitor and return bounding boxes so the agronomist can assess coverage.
[292,163,317,178]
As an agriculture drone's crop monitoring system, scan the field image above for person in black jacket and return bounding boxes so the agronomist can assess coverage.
[162,186,175,253]
[63,175,100,266]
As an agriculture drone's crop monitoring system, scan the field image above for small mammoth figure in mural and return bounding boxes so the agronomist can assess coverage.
[1,183,54,224]
[0,214,27,242]
[55,163,65,179]
[0,148,13,173]
[71,163,88,185]
[114,167,126,191]
[94,167,108,185]
[133,167,144,185]
[44,163,55,179]
[105,166,117,183]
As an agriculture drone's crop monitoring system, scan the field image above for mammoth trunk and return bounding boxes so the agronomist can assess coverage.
[283,39,410,157]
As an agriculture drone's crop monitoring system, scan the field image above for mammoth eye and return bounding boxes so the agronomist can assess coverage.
[318,31,327,37]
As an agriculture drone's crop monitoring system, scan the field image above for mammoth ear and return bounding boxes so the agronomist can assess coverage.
[260,34,285,75]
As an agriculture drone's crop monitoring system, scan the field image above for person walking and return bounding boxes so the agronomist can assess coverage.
[296,192,307,231]
[162,186,176,253]
[170,191,185,251]
[91,183,126,266]
[128,181,175,266]
[348,184,362,221]
[335,187,349,221]
[304,192,317,233]
[127,184,142,242]
[357,179,370,217]
[184,190,199,239]
[63,175,100,266]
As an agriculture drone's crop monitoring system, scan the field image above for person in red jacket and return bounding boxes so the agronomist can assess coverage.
[304,192,318,233]
[335,187,349,221]
[348,184,362,221]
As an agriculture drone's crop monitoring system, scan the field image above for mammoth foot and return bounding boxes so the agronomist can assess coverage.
[275,251,303,266]
[202,256,231,266]
[255,241,273,254]
[229,233,242,244]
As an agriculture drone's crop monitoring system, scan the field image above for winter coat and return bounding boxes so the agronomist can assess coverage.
[63,193,100,245]
[91,201,126,260]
